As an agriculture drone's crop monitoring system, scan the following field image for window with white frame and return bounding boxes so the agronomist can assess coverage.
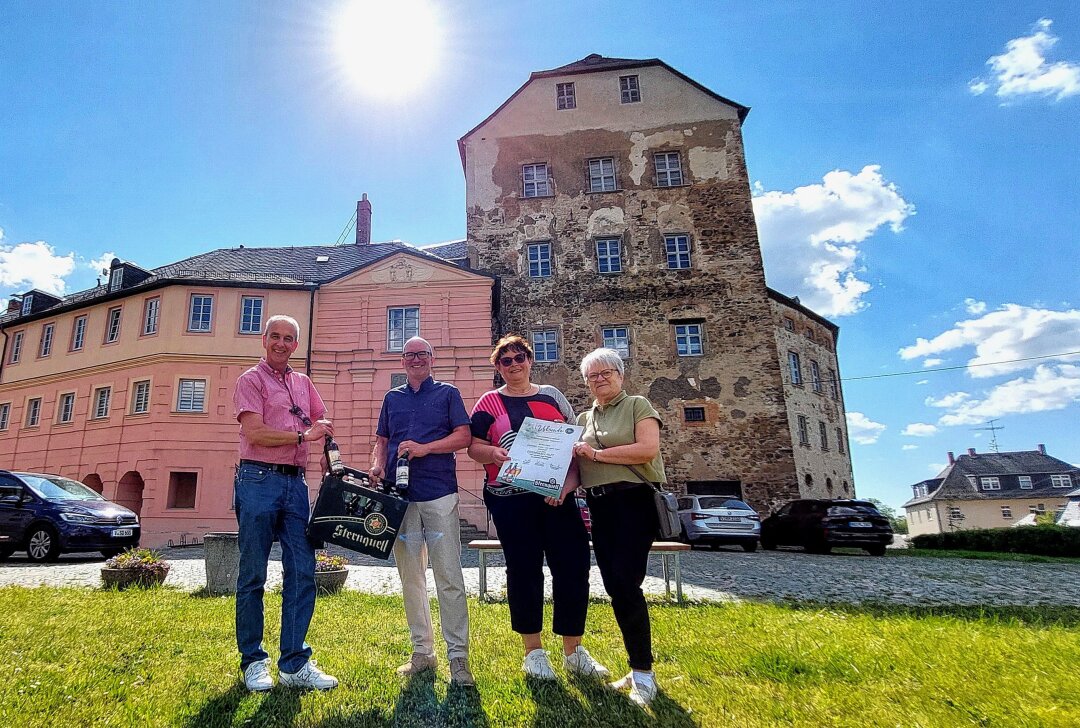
[1001,505,1013,519]
[595,238,622,273]
[556,82,575,110]
[788,351,802,385]
[522,163,550,198]
[21,295,33,316]
[674,323,703,356]
[39,323,54,357]
[71,315,87,350]
[588,158,616,192]
[390,373,408,389]
[531,329,559,362]
[526,243,552,278]
[239,296,264,334]
[9,331,23,364]
[654,152,683,187]
[949,506,963,520]
[620,74,640,103]
[1051,474,1073,488]
[109,267,123,292]
[176,379,207,413]
[57,393,75,424]
[105,307,122,343]
[1030,503,1046,514]
[980,477,1001,490]
[1018,475,1033,489]
[819,421,829,451]
[92,387,111,419]
[664,234,691,269]
[188,295,213,332]
[0,402,9,430]
[836,427,845,454]
[26,397,42,427]
[131,380,151,415]
[810,360,822,393]
[142,298,160,336]
[828,368,839,399]
[387,306,420,352]
[797,415,810,446]
[967,476,977,486]
[601,326,630,358]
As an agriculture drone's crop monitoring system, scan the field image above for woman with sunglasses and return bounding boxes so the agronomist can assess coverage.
[467,334,610,681]
[571,347,666,707]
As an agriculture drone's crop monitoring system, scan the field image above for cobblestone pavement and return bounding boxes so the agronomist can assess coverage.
[2,543,1079,606]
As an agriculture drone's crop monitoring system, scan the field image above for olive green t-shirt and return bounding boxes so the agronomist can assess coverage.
[577,390,667,487]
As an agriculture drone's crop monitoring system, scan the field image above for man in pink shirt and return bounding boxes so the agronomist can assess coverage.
[232,314,338,692]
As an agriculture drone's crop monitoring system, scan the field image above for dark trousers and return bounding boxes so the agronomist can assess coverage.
[586,483,657,670]
[485,489,590,636]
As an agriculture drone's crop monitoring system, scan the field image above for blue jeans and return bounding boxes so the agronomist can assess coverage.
[234,463,316,673]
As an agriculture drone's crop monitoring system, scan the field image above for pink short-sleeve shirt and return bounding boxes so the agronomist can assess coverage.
[234,359,327,467]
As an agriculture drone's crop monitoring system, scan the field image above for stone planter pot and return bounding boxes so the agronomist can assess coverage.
[314,568,348,595]
[204,532,240,596]
[101,565,170,590]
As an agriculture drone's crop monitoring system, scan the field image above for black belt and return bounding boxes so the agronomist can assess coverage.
[586,481,650,498]
[239,459,303,477]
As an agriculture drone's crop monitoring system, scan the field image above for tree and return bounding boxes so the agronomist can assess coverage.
[868,498,909,534]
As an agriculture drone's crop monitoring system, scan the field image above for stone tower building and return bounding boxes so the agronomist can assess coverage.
[457,54,807,513]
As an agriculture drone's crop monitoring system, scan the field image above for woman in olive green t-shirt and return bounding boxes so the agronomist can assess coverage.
[572,347,666,707]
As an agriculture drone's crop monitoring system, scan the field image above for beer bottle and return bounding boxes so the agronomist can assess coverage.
[325,436,345,477]
[395,451,410,491]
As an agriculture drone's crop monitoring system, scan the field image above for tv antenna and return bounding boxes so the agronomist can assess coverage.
[971,419,1004,452]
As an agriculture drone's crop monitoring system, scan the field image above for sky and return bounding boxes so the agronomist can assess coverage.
[1,1,1078,512]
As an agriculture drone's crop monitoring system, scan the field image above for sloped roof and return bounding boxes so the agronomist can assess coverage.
[420,239,467,263]
[902,450,1080,507]
[950,450,1077,476]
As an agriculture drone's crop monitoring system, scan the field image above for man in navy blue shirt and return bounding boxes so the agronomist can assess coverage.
[371,336,474,686]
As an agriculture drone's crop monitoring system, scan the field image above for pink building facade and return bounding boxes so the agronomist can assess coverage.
[0,247,494,547]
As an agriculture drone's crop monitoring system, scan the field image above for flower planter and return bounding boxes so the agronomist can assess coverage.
[314,568,348,595]
[101,564,170,590]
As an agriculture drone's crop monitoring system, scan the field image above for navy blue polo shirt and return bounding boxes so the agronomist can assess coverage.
[376,377,471,502]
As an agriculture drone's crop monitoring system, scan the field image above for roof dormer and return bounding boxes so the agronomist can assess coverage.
[106,258,153,293]
[14,289,62,318]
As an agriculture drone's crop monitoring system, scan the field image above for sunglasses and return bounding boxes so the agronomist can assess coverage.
[289,404,313,427]
[498,352,528,367]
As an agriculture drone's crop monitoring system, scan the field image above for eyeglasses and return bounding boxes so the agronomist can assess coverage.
[585,369,617,382]
[402,351,432,361]
[497,352,528,367]
[289,404,313,427]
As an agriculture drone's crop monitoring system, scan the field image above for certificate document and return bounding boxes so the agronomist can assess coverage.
[496,417,583,498]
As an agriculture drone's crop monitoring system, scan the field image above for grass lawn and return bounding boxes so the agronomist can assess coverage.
[0,587,1077,727]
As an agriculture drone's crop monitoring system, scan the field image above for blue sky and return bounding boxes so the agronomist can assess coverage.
[2,1,1078,511]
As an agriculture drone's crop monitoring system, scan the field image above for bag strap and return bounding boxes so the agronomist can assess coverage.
[590,405,662,490]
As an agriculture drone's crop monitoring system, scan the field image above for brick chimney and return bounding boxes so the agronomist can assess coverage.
[947,451,955,465]
[355,194,372,245]
[967,448,976,456]
[1037,443,1046,455]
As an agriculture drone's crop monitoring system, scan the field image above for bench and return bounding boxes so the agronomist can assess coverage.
[467,539,691,604]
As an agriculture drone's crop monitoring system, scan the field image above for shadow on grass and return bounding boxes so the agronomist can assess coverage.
[571,674,698,728]
[181,682,302,728]
[312,669,489,728]
[774,600,1080,627]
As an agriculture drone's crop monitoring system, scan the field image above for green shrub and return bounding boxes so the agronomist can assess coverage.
[911,524,1080,557]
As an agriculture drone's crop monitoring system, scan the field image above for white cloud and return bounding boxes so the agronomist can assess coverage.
[925,392,972,408]
[938,364,1080,426]
[902,423,938,437]
[846,411,886,445]
[902,444,918,451]
[753,165,915,317]
[970,18,1080,101]
[922,358,944,368]
[0,236,76,296]
[87,252,118,276]
[964,298,987,315]
[898,304,1080,378]
[916,379,929,385]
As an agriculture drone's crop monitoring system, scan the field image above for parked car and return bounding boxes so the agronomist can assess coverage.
[760,499,893,556]
[0,471,140,562]
[676,495,760,551]
[576,494,592,536]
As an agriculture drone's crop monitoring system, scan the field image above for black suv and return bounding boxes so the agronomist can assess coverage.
[760,499,893,556]
[0,471,140,562]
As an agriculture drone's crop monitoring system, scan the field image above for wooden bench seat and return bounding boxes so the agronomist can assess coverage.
[467,539,691,604]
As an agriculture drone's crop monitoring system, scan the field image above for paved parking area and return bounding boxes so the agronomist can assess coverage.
[2,544,1078,606]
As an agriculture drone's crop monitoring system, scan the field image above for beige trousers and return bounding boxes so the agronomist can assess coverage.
[392,492,470,659]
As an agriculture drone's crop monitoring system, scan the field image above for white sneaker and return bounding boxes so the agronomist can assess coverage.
[279,660,339,690]
[243,659,273,692]
[609,670,657,706]
[564,645,611,678]
[522,648,557,680]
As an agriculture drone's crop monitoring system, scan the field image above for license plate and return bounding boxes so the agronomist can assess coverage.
[112,528,133,537]
[849,521,872,528]
[717,516,740,522]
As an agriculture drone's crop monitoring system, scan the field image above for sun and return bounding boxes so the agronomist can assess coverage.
[333,0,442,99]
